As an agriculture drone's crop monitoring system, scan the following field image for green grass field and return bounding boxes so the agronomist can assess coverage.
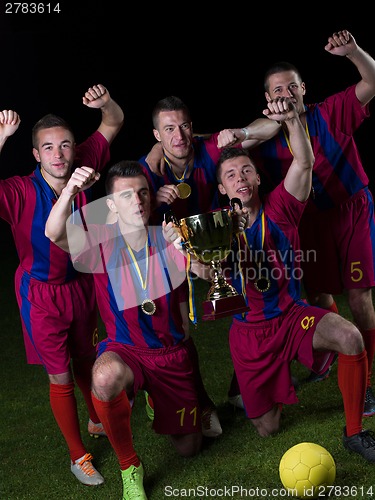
[1,237,375,500]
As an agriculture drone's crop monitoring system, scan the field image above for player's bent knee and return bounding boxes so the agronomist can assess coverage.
[338,326,364,355]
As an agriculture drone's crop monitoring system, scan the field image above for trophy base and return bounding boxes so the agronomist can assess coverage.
[202,294,250,321]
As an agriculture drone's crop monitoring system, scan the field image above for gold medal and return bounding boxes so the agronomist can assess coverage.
[254,276,271,293]
[141,298,156,315]
[163,156,191,199]
[177,182,191,199]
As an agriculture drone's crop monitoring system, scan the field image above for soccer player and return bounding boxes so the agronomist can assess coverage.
[138,95,226,432]
[140,95,222,223]
[0,84,124,486]
[143,96,280,411]
[142,95,278,223]
[219,30,375,406]
[213,97,375,463]
[45,160,213,499]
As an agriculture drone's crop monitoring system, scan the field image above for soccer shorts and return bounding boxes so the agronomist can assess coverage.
[230,300,336,419]
[299,187,375,295]
[15,267,98,374]
[97,338,201,435]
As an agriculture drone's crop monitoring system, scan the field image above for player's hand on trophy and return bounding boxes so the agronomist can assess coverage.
[162,220,183,250]
[231,203,249,234]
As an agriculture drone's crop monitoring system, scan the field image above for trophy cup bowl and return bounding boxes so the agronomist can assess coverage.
[168,201,249,321]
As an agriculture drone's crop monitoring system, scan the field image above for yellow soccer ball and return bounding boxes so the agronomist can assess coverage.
[279,442,336,499]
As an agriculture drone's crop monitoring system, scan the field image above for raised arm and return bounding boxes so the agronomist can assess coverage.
[82,84,124,144]
[0,110,21,153]
[324,30,375,106]
[263,97,314,202]
[45,167,100,253]
[217,117,281,150]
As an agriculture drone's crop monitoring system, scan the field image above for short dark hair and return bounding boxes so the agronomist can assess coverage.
[151,96,191,129]
[32,113,74,149]
[264,61,302,92]
[105,160,148,195]
[216,147,257,183]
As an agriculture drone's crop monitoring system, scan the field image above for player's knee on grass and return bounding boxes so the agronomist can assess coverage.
[170,432,202,457]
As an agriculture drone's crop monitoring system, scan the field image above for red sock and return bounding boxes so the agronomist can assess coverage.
[49,382,86,462]
[92,391,139,470]
[72,357,101,423]
[361,328,375,386]
[337,350,367,437]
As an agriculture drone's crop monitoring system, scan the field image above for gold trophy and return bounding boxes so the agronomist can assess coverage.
[166,199,249,321]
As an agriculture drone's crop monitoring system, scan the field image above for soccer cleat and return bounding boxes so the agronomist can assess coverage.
[363,387,375,417]
[71,453,104,485]
[88,419,107,438]
[121,463,147,499]
[305,367,331,383]
[144,391,154,422]
[291,375,299,390]
[305,354,338,383]
[201,407,222,438]
[228,394,244,410]
[343,427,375,463]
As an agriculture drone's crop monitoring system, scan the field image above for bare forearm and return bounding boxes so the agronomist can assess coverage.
[0,136,8,153]
[101,98,124,127]
[349,47,375,102]
[98,98,124,143]
[217,118,281,150]
[285,117,314,170]
[284,117,314,201]
[0,110,21,153]
[45,190,75,251]
[243,118,281,143]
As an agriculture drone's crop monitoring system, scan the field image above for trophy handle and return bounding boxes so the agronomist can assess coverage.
[164,210,188,251]
[164,210,179,225]
[230,197,243,210]
[229,197,244,236]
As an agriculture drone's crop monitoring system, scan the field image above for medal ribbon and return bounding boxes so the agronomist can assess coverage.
[236,234,247,316]
[186,252,197,326]
[40,166,75,220]
[242,209,265,256]
[41,168,60,198]
[164,155,189,183]
[242,209,267,285]
[125,235,149,293]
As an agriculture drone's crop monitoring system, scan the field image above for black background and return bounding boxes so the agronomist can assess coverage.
[1,4,374,193]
